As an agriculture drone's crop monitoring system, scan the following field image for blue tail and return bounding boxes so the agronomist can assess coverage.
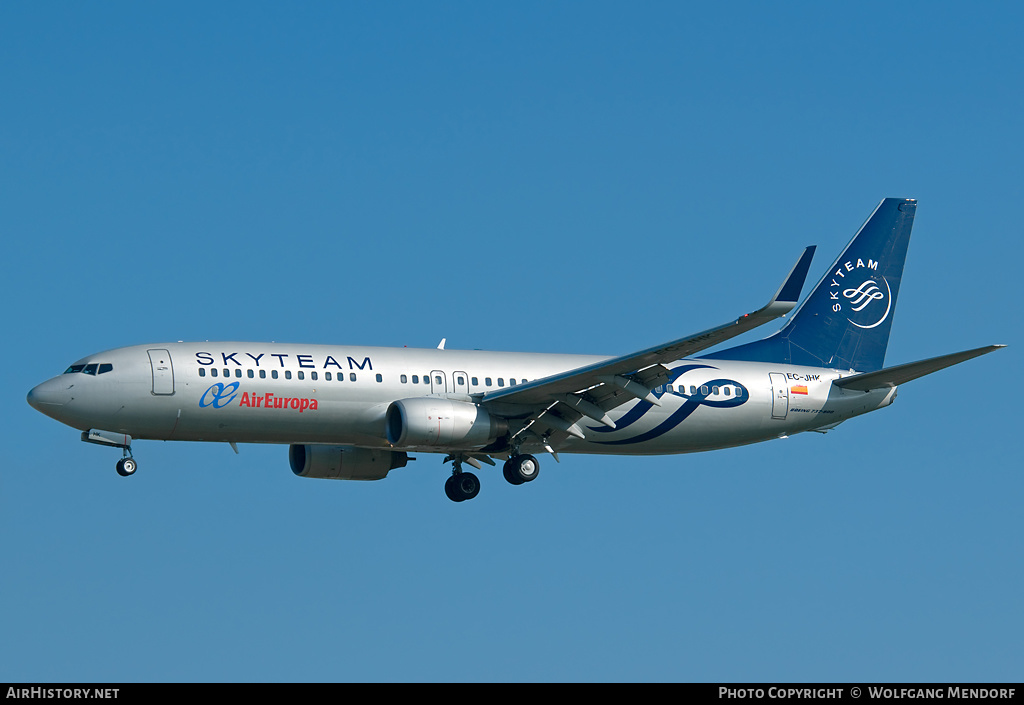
[705,198,917,372]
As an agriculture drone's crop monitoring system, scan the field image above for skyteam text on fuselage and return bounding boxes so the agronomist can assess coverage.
[28,199,1004,502]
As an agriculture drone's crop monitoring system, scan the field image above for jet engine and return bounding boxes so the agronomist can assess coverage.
[385,398,506,449]
[289,444,409,481]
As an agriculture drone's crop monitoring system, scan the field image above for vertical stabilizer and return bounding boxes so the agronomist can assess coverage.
[706,198,917,372]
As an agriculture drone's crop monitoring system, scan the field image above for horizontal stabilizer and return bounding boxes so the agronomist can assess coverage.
[832,345,1005,391]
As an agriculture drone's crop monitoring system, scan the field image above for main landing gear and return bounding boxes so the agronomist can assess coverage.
[443,453,541,502]
[445,471,480,502]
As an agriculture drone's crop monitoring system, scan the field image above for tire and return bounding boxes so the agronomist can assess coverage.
[444,475,463,502]
[504,454,539,485]
[453,472,480,500]
[503,460,524,485]
[445,472,480,502]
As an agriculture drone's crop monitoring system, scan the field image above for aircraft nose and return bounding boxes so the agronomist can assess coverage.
[27,377,70,411]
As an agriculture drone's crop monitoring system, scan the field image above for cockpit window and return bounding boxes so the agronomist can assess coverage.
[64,363,113,375]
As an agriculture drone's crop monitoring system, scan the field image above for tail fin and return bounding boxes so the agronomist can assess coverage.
[706,198,917,372]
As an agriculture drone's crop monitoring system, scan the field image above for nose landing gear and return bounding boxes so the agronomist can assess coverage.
[115,455,137,477]
[82,430,138,477]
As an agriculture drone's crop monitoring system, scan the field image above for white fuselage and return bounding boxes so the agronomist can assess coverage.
[29,342,896,457]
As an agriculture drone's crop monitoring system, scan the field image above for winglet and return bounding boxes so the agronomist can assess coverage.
[773,246,816,306]
[755,245,816,318]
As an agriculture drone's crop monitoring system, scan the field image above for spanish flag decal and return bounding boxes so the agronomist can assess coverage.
[791,385,809,395]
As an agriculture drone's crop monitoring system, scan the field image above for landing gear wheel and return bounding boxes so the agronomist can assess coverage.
[116,457,137,477]
[445,472,480,502]
[503,454,539,485]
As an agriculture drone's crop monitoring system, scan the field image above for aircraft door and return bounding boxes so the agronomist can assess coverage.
[148,349,175,395]
[769,373,788,419]
[452,371,469,396]
[430,370,447,395]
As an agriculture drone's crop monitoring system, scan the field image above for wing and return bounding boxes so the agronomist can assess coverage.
[478,246,817,448]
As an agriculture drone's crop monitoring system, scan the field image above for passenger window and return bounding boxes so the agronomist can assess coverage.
[485,377,492,386]
[498,378,504,387]
[376,373,383,383]
[350,372,357,381]
[311,371,318,381]
[260,370,267,379]
[401,375,408,383]
[285,371,292,380]
[297,371,304,380]
[434,376,442,385]
[457,376,465,385]
[712,386,719,395]
[247,369,254,378]
[411,375,419,384]
[510,379,516,386]
[325,372,332,381]
[690,385,696,394]
[235,369,242,378]
[701,385,709,395]
[724,387,731,396]
[199,368,206,377]
[271,370,279,379]
[211,368,218,378]
[471,377,478,386]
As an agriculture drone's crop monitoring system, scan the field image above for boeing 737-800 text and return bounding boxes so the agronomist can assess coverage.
[28,199,1004,501]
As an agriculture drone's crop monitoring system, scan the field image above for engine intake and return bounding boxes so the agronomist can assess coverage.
[385,398,506,449]
[289,444,409,481]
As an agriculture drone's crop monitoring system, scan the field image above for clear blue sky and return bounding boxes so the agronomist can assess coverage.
[2,2,1020,682]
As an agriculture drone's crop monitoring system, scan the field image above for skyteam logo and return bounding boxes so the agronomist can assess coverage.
[843,277,892,329]
[829,257,892,330]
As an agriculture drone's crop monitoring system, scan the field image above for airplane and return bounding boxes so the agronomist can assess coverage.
[27,198,1004,502]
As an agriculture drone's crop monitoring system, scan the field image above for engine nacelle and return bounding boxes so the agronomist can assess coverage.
[289,444,409,481]
[385,397,506,449]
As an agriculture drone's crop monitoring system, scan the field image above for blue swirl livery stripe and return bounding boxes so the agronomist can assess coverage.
[590,364,748,445]
[587,364,715,434]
